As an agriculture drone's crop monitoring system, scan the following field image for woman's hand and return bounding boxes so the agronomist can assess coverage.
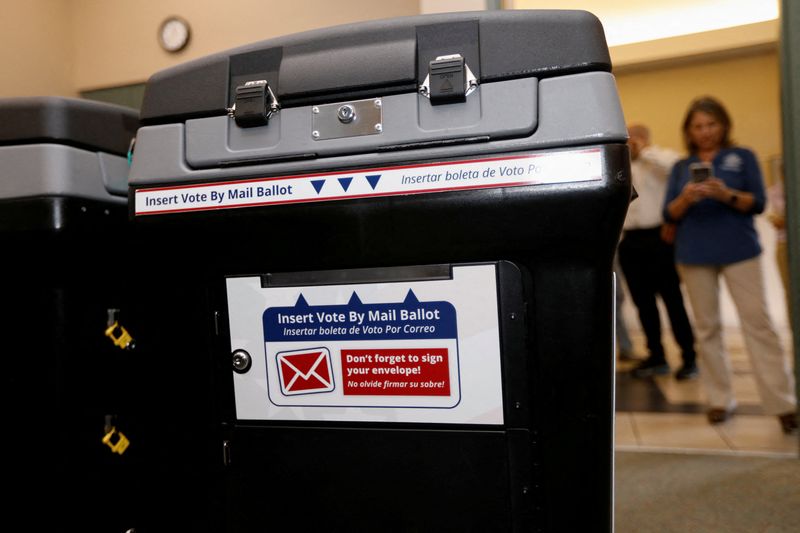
[695,177,756,212]
[697,177,730,202]
[680,182,706,204]
[667,181,704,220]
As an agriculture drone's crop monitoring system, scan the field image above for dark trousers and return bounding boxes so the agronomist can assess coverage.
[618,227,696,364]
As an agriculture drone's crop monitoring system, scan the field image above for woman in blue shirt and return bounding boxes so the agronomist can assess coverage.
[663,96,797,433]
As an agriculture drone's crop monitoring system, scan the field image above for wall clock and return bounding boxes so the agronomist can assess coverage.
[158,16,191,53]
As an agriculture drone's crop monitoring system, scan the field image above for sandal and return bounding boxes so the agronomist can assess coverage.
[778,412,798,434]
[706,408,731,424]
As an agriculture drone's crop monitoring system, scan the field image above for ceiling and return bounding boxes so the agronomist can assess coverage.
[510,0,778,46]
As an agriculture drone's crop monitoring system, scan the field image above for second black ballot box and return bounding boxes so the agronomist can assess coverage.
[0,97,139,532]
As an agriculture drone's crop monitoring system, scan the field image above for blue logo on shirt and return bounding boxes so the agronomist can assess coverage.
[720,153,742,172]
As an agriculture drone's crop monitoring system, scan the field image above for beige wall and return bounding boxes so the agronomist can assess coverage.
[616,50,783,179]
[0,0,75,97]
[70,0,420,91]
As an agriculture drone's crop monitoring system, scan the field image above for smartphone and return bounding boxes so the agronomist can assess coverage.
[689,162,713,183]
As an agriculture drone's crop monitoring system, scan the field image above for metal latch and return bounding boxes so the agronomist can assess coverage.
[105,309,135,350]
[228,80,280,128]
[102,427,130,455]
[102,416,130,455]
[419,54,478,105]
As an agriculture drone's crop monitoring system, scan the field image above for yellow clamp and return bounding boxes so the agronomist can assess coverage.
[105,321,134,350]
[102,427,130,455]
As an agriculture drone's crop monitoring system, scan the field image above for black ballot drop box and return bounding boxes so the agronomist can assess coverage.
[0,97,139,532]
[128,10,631,533]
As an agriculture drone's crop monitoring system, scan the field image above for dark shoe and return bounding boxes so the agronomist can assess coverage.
[674,362,699,381]
[707,407,732,425]
[778,412,798,434]
[630,358,670,378]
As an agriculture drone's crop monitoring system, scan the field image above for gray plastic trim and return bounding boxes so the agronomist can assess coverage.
[0,144,128,202]
[130,72,626,187]
[98,152,131,196]
[185,77,536,168]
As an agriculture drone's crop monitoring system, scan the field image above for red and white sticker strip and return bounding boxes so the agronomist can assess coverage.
[134,148,602,215]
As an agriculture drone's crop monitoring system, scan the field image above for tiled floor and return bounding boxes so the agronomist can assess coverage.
[615,327,799,457]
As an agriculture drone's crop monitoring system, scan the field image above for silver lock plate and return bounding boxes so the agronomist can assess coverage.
[311,98,383,141]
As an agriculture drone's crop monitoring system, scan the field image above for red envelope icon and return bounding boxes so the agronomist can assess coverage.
[276,347,334,395]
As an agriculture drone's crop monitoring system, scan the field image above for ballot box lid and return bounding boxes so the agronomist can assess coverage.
[140,10,610,125]
[0,97,139,157]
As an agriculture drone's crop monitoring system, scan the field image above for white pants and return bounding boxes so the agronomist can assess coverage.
[678,257,796,415]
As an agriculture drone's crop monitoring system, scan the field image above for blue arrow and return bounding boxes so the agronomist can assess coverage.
[311,179,325,194]
[348,292,363,305]
[403,290,420,304]
[295,294,310,308]
[365,174,381,190]
[338,177,353,192]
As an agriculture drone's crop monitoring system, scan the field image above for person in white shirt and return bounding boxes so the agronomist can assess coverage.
[767,173,791,321]
[620,124,698,380]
